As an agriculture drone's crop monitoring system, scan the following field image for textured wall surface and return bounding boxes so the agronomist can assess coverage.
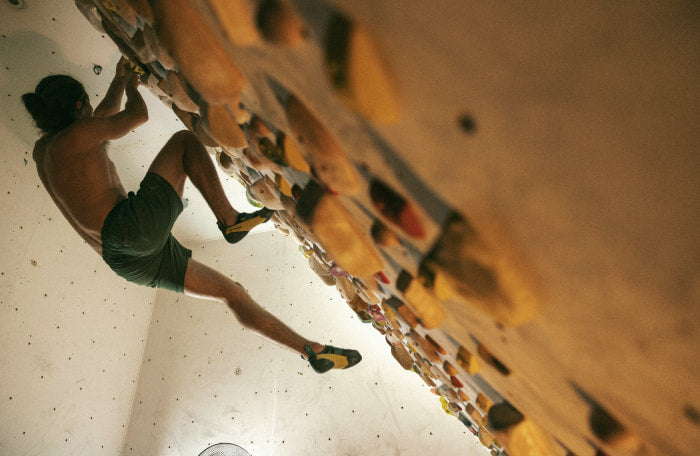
[2,1,698,455]
[0,3,200,454]
[123,232,488,456]
[0,118,157,454]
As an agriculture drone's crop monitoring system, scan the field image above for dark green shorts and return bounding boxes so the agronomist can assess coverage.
[101,172,192,293]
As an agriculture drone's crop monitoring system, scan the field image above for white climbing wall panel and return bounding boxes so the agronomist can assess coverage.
[0,118,157,454]
[124,232,489,456]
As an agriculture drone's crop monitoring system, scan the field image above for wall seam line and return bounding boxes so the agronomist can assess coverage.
[118,287,159,454]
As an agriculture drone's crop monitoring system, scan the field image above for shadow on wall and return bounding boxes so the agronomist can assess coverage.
[0,30,118,147]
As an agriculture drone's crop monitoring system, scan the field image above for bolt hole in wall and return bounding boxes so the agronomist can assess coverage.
[458,113,477,135]
[684,404,700,426]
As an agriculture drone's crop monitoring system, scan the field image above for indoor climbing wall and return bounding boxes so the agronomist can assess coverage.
[74,1,699,456]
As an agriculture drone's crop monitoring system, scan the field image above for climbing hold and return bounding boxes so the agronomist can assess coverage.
[457,389,470,403]
[476,392,494,413]
[256,0,308,47]
[201,102,247,148]
[396,270,445,329]
[286,94,360,195]
[466,403,485,427]
[370,219,400,247]
[280,133,311,174]
[478,427,495,448]
[488,403,557,456]
[477,344,511,376]
[456,346,480,375]
[391,345,414,370]
[100,0,138,28]
[295,180,383,277]
[325,12,400,123]
[424,334,447,355]
[125,0,154,24]
[258,137,287,166]
[427,213,539,327]
[159,71,199,113]
[407,329,441,364]
[217,150,235,170]
[395,302,419,329]
[208,0,260,46]
[335,275,357,303]
[248,177,284,210]
[443,360,459,377]
[308,255,335,286]
[418,261,455,301]
[589,405,642,452]
[152,0,247,104]
[369,179,426,239]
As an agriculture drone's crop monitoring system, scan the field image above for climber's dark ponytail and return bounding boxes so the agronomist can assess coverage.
[22,75,86,135]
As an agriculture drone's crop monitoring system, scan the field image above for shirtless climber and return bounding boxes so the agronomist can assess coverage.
[22,57,361,374]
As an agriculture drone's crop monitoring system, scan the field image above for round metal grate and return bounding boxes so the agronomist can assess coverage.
[197,443,252,456]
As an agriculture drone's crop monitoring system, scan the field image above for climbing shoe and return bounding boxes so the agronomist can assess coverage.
[304,344,362,374]
[217,208,274,244]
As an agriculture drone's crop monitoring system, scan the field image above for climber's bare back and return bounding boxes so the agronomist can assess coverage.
[31,71,148,254]
[33,127,127,254]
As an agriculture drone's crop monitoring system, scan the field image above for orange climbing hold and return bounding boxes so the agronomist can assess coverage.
[370,179,426,239]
